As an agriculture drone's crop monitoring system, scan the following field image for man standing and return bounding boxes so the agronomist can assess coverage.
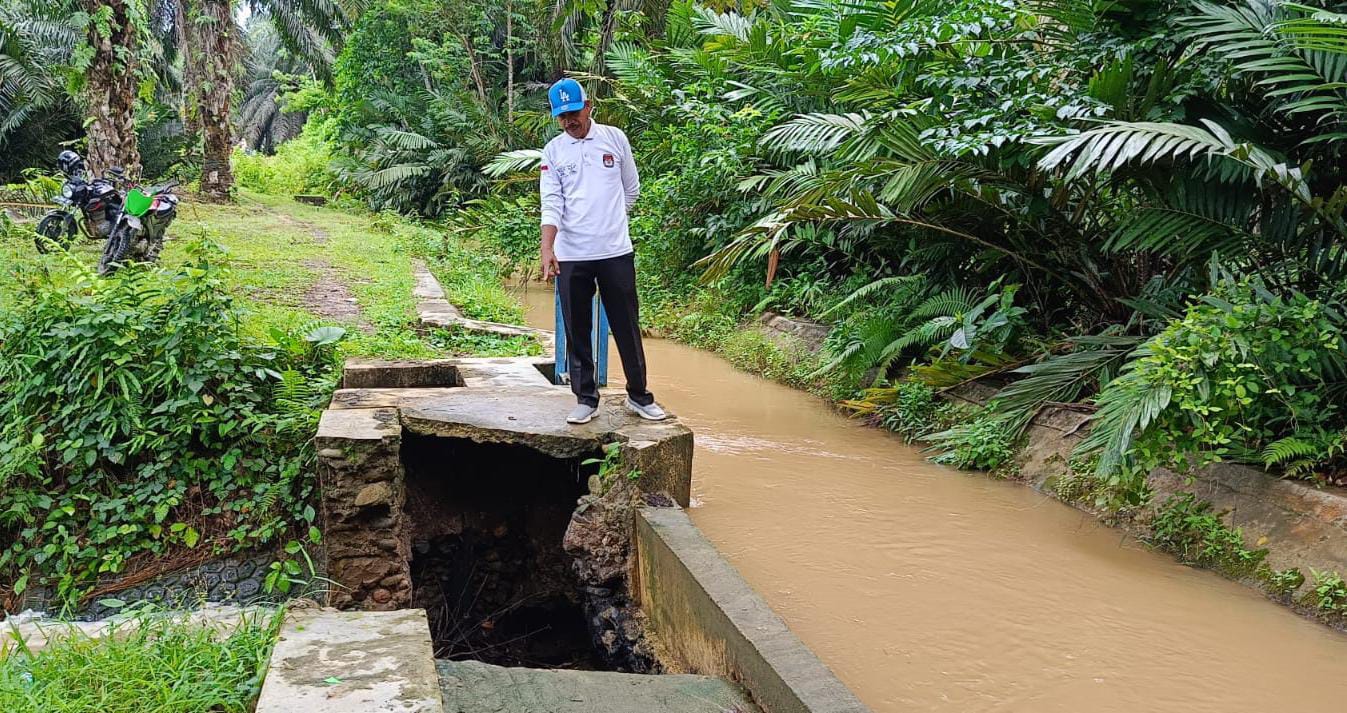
[540,78,667,425]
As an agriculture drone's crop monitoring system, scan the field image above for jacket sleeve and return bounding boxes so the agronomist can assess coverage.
[618,129,640,210]
[539,145,564,227]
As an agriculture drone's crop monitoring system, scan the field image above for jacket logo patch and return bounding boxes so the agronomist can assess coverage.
[603,153,615,168]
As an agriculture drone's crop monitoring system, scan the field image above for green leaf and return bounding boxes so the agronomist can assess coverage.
[304,326,347,346]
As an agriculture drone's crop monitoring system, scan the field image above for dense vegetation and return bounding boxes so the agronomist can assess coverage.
[4,0,1347,614]
[302,0,1346,505]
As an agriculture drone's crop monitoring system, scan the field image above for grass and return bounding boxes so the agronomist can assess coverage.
[0,608,281,713]
[1,189,535,360]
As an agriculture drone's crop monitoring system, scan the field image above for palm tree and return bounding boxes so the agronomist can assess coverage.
[0,0,81,175]
[183,0,239,201]
[237,21,314,153]
[174,0,352,201]
[81,0,143,176]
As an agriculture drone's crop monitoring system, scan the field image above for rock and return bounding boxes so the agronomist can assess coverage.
[237,579,261,600]
[354,481,394,508]
[371,588,392,604]
[318,448,344,459]
[564,480,635,587]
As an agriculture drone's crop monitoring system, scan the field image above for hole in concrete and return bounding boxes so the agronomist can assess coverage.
[531,361,557,383]
[403,434,607,669]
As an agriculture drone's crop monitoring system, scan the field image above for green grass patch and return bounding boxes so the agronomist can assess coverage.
[0,608,280,713]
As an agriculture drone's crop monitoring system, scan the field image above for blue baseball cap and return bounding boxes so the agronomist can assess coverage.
[548,78,587,117]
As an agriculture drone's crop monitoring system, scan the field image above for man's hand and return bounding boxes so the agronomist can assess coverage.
[540,225,560,281]
[541,245,560,281]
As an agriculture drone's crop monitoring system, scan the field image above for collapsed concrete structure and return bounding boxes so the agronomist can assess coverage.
[291,263,870,712]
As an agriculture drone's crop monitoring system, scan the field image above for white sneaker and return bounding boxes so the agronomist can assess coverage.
[626,398,668,421]
[567,404,598,424]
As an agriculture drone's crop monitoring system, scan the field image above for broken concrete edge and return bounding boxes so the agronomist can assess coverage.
[256,607,443,713]
[634,506,872,713]
[410,259,555,350]
[945,383,1347,623]
[315,386,694,609]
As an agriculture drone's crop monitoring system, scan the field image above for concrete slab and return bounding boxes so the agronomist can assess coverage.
[397,388,690,460]
[412,260,554,351]
[331,388,471,411]
[436,660,760,713]
[455,356,553,388]
[316,407,402,441]
[256,607,443,713]
[344,359,463,389]
[412,261,449,301]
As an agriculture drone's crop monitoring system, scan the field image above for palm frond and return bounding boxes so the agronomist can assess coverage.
[483,149,543,178]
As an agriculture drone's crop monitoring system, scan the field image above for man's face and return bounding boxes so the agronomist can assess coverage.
[557,103,592,140]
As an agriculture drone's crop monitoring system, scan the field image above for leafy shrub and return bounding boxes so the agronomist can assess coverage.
[928,414,1017,472]
[0,244,337,605]
[1079,278,1347,503]
[720,331,797,382]
[0,607,280,712]
[1148,494,1267,578]
[867,381,953,443]
[1051,471,1098,504]
[448,194,541,276]
[1308,569,1347,616]
[233,118,337,197]
[1260,567,1305,598]
[647,297,737,350]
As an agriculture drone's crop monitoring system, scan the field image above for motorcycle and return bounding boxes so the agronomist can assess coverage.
[34,151,126,254]
[98,180,179,275]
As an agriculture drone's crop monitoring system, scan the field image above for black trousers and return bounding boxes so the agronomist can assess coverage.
[558,252,654,408]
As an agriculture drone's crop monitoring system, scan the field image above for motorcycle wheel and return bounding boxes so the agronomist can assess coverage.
[98,227,134,276]
[34,213,76,254]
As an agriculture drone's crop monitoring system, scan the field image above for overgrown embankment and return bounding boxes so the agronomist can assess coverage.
[0,193,531,612]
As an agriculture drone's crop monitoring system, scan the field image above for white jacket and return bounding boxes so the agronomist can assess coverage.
[539,122,640,261]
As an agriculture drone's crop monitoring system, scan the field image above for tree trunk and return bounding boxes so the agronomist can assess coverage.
[591,0,618,86]
[506,0,515,123]
[187,0,237,202]
[80,0,141,178]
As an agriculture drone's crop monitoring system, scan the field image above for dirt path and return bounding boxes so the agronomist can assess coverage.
[300,258,368,330]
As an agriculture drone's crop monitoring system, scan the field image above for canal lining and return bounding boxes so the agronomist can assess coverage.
[402,433,607,669]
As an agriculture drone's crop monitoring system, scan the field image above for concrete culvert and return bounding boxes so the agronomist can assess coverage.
[402,434,629,670]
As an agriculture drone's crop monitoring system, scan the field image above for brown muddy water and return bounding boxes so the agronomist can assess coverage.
[513,283,1347,713]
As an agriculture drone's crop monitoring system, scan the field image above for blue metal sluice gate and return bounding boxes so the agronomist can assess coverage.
[553,282,610,387]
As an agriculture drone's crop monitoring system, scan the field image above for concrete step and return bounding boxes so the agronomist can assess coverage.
[256,607,444,713]
[436,659,760,713]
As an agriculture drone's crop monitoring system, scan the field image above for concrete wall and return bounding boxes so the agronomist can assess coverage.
[634,506,871,713]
